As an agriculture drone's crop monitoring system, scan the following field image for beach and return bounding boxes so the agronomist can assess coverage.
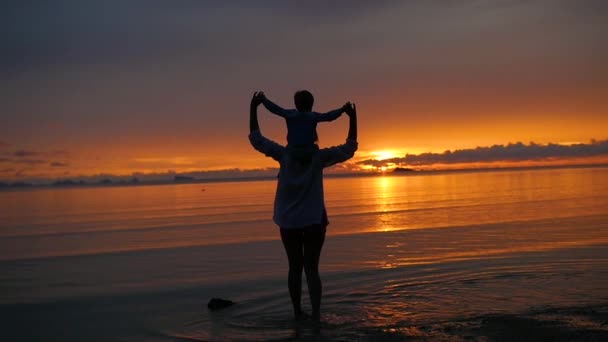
[1,167,607,341]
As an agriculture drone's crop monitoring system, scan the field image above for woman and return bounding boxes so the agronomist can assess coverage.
[248,91,358,320]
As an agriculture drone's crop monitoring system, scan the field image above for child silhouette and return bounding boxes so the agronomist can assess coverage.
[260,90,350,161]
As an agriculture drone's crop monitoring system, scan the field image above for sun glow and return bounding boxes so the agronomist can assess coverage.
[372,150,400,160]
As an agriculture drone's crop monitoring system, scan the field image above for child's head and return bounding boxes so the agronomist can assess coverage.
[294,90,314,112]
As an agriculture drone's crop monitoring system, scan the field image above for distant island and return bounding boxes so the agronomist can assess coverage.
[174,175,194,182]
[3,164,608,190]
[53,180,86,186]
[0,177,142,189]
[4,181,33,187]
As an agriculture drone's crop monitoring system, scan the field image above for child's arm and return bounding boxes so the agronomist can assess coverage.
[314,102,350,122]
[319,103,358,167]
[249,92,285,162]
[262,96,298,119]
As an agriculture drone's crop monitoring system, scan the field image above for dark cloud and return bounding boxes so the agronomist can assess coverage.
[0,157,48,165]
[13,150,41,157]
[17,159,47,165]
[358,140,608,167]
[12,150,68,158]
[358,159,391,168]
[0,168,15,173]
[50,161,69,167]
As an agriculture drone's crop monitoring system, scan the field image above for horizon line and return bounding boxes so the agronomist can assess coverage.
[2,163,607,189]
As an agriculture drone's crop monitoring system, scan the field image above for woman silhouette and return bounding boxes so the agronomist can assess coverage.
[249,91,358,320]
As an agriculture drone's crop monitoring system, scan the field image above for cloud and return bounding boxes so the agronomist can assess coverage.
[0,156,48,165]
[357,140,608,168]
[13,150,41,157]
[12,149,68,157]
[1,1,391,72]
[1,150,70,168]
[18,159,48,165]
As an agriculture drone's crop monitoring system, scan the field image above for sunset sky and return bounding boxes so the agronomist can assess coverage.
[2,1,608,182]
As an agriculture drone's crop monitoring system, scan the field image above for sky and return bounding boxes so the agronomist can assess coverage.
[2,0,608,182]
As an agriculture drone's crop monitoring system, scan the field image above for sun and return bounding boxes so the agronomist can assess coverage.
[372,150,398,160]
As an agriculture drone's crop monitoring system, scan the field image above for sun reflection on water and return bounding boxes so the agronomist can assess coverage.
[373,176,402,233]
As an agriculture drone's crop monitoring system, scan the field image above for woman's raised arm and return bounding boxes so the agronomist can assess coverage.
[318,102,358,168]
[249,91,286,161]
[249,91,264,132]
[346,103,357,141]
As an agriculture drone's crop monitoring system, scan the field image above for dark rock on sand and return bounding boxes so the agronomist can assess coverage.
[207,298,235,311]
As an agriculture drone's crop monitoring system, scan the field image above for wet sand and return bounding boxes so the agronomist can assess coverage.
[363,304,608,341]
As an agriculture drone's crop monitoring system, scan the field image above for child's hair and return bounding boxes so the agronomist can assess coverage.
[294,90,314,112]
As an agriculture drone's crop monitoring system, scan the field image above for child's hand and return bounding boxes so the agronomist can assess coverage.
[251,91,265,107]
[345,102,356,117]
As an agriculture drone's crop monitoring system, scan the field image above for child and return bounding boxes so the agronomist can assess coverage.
[261,90,349,161]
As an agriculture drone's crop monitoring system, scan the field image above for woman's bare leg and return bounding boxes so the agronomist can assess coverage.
[303,229,326,320]
[281,229,305,319]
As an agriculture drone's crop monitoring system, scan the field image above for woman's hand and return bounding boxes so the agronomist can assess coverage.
[346,102,357,141]
[250,92,264,132]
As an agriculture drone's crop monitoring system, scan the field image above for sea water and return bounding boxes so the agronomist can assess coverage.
[1,167,607,340]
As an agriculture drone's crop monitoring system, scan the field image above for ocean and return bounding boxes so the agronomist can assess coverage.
[1,167,607,341]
